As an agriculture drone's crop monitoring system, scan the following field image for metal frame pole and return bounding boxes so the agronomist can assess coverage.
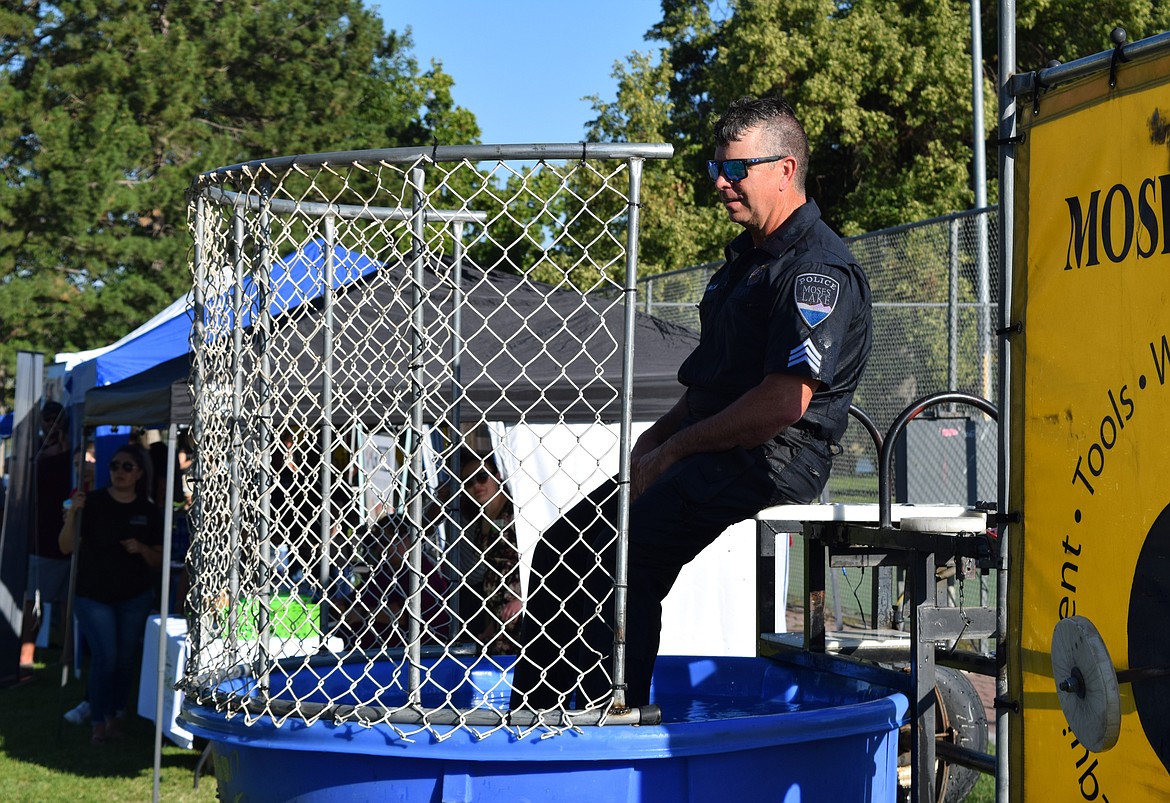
[611,156,646,711]
[317,216,337,628]
[971,0,993,401]
[228,209,246,653]
[995,0,1017,799]
[255,178,276,687]
[406,165,428,696]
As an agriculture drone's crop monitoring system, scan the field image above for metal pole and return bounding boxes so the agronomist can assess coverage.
[255,178,276,690]
[451,222,465,439]
[448,221,466,626]
[317,216,337,627]
[190,195,207,655]
[611,157,646,711]
[995,0,1016,799]
[948,217,960,394]
[228,210,245,655]
[972,0,993,402]
[406,165,427,696]
[151,424,178,803]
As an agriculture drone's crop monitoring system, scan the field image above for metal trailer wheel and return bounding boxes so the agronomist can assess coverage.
[898,666,989,803]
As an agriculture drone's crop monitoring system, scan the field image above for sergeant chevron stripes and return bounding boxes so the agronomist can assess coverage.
[788,338,822,372]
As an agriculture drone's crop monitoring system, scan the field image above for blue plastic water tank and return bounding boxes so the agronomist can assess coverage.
[183,654,908,802]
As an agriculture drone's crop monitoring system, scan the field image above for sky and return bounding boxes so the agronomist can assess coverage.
[369,1,665,145]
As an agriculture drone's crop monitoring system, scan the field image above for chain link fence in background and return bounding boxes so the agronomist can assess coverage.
[640,207,1001,630]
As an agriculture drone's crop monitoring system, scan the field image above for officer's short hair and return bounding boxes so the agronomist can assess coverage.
[714,96,810,192]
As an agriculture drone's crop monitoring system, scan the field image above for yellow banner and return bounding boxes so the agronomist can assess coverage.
[1011,47,1170,800]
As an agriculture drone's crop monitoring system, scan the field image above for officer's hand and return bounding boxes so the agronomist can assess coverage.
[631,431,659,465]
[631,445,672,500]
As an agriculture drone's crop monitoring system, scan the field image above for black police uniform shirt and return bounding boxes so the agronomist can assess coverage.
[74,488,164,604]
[678,199,873,449]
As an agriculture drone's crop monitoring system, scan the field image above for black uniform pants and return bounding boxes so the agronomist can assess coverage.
[510,434,830,710]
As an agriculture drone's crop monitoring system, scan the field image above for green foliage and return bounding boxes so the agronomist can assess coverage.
[1012,0,1170,67]
[617,0,986,245]
[589,0,1170,284]
[587,47,737,274]
[0,0,478,400]
[5,0,1170,406]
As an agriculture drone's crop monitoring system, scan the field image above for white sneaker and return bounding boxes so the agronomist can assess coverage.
[63,700,91,725]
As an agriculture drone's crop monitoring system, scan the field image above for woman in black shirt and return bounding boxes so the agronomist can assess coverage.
[60,443,163,745]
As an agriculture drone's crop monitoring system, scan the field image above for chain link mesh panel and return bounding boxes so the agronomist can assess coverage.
[182,145,675,739]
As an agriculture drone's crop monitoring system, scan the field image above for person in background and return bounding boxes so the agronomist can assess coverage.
[61,441,97,726]
[147,435,194,612]
[19,401,73,673]
[337,512,450,651]
[169,437,195,615]
[451,451,521,655]
[59,443,163,744]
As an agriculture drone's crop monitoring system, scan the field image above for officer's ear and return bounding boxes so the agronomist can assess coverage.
[777,155,798,191]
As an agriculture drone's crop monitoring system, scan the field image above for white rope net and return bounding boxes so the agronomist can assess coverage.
[180,144,675,738]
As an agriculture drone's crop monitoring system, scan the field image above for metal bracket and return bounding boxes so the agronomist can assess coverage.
[1109,27,1130,88]
[994,696,1021,714]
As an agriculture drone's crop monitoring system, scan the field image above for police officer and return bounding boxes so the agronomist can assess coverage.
[511,96,873,711]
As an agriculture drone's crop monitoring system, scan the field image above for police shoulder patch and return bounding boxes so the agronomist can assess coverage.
[794,273,841,328]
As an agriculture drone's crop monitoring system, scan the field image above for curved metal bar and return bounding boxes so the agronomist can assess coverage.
[202,187,488,224]
[848,403,883,452]
[878,392,999,528]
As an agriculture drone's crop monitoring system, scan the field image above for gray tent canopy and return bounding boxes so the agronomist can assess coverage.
[207,255,699,427]
[81,257,699,430]
[82,353,192,428]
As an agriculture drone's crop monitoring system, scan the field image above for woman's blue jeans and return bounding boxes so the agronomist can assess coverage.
[73,590,154,724]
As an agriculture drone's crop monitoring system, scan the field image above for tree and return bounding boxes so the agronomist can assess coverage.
[0,0,478,402]
[648,0,984,238]
[589,0,1170,279]
[587,48,736,276]
[1011,0,1170,69]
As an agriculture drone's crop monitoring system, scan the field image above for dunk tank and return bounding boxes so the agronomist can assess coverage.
[176,144,908,801]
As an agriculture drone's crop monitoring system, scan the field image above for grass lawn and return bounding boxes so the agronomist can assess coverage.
[0,651,218,803]
[968,773,996,802]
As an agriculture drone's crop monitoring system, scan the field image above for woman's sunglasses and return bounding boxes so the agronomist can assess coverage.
[109,460,138,473]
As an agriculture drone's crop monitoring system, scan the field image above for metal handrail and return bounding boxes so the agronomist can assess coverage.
[847,403,883,452]
[878,392,999,528]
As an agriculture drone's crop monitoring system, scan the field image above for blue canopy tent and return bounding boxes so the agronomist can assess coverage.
[64,240,383,486]
[67,238,383,398]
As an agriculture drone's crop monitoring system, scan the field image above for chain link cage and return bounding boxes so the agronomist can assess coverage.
[180,144,680,739]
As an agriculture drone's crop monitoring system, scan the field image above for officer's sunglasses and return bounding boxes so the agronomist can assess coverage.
[707,155,786,182]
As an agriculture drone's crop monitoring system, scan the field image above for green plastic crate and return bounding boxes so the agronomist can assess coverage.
[227,594,321,640]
